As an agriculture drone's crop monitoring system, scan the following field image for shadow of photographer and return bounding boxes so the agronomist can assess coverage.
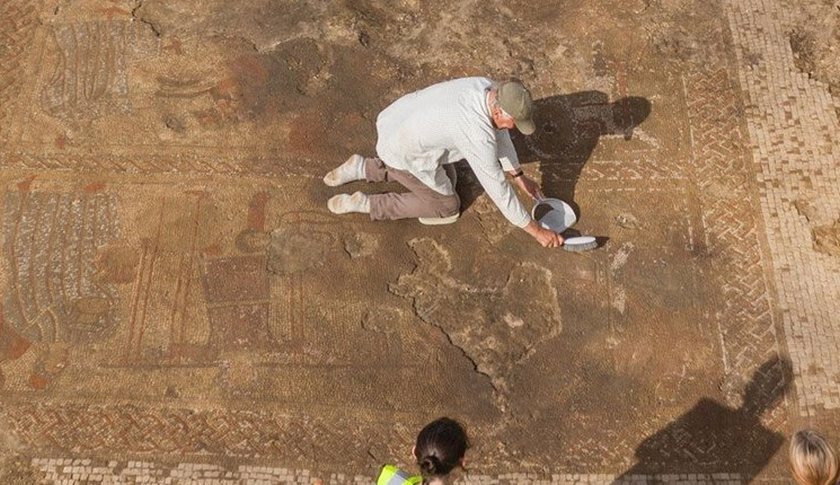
[616,355,792,482]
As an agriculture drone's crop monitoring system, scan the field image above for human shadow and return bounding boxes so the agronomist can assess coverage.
[515,91,651,204]
[616,355,792,483]
[457,91,651,213]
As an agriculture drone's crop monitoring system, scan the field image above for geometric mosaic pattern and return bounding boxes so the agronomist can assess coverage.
[682,67,784,410]
[4,403,373,464]
[29,458,749,484]
[725,0,840,415]
[2,0,839,482]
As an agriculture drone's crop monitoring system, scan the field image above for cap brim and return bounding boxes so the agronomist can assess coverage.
[516,118,536,135]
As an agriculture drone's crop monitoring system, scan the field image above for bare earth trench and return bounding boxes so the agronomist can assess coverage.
[0,0,839,483]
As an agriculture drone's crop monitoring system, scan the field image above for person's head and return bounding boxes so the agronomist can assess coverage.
[741,355,792,417]
[790,429,839,485]
[488,80,536,135]
[413,417,469,483]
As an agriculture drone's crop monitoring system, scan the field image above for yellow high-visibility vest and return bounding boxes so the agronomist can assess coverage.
[377,464,422,485]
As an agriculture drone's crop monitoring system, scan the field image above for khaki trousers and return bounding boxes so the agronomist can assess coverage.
[365,158,460,221]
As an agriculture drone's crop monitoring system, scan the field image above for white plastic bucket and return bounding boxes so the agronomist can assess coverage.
[531,198,577,233]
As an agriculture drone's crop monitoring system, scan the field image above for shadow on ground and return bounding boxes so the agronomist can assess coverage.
[458,91,652,212]
[617,355,792,481]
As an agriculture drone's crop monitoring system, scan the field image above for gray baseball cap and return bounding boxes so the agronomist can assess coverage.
[497,80,536,135]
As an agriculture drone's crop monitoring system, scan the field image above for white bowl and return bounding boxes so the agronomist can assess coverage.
[531,198,577,233]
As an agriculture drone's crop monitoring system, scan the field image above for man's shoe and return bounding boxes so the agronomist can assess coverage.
[418,213,460,225]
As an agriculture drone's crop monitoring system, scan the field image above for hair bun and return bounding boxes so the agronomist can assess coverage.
[419,455,441,476]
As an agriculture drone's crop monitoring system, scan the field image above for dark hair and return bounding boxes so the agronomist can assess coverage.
[415,417,469,480]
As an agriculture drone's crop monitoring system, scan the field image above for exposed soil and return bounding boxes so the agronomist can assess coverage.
[0,455,36,485]
[785,0,840,97]
[0,0,834,480]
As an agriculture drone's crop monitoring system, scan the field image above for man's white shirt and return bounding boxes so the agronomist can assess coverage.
[375,77,531,228]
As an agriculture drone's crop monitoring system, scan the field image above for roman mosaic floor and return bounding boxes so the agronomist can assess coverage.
[1,0,839,483]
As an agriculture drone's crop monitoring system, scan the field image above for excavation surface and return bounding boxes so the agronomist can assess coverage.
[1,0,839,483]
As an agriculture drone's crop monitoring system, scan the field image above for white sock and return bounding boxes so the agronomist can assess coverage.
[327,192,370,214]
[323,154,366,187]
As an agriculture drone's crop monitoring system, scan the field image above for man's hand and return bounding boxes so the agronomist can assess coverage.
[512,173,543,201]
[524,220,564,248]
